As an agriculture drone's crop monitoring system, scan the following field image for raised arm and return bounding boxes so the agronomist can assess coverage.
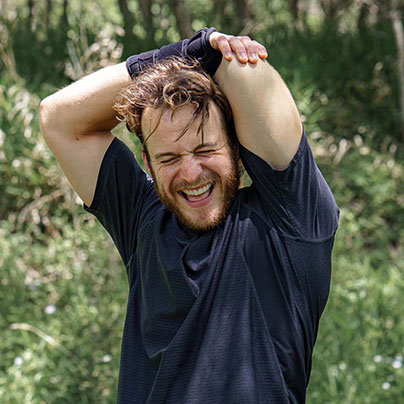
[39,29,269,208]
[210,33,302,171]
[39,62,132,206]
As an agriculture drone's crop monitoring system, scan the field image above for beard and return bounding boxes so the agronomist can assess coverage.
[149,156,240,232]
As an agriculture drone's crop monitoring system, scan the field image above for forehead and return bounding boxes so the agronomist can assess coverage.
[142,103,227,153]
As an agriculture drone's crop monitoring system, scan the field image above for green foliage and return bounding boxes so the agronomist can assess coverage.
[305,134,404,404]
[267,21,402,147]
[0,0,403,402]
[0,219,126,403]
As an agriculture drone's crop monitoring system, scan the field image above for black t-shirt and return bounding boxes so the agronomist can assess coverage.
[84,129,339,404]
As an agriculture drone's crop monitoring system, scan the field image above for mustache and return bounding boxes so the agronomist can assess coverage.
[170,172,220,194]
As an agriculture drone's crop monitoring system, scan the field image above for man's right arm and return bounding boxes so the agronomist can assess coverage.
[39,62,132,206]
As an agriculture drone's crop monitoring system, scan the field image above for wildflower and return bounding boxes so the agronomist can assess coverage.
[14,356,23,366]
[44,304,56,315]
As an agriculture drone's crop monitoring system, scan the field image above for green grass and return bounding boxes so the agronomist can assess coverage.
[1,2,403,401]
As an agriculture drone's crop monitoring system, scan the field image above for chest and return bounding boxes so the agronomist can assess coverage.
[133,211,252,358]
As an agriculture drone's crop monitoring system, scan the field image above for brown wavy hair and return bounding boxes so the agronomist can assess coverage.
[114,57,237,154]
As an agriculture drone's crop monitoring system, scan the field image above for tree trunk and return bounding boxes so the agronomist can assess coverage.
[118,0,136,38]
[138,0,155,46]
[62,0,69,27]
[45,0,53,30]
[28,0,34,31]
[390,0,404,141]
[287,0,305,32]
[214,0,232,33]
[288,0,299,22]
[320,0,352,21]
[216,0,226,23]
[168,0,193,38]
[319,0,337,20]
[357,2,369,29]
[233,0,254,34]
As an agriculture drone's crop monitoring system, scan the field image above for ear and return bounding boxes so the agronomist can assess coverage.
[142,149,151,174]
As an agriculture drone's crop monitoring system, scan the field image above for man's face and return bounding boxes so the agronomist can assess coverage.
[142,103,240,231]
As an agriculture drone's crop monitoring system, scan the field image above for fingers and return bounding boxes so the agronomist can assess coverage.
[257,42,268,60]
[237,37,268,63]
[211,34,234,61]
[210,32,268,64]
[249,41,268,63]
[229,37,249,63]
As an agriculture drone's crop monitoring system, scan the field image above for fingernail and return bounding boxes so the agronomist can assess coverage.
[251,53,257,59]
[240,52,247,59]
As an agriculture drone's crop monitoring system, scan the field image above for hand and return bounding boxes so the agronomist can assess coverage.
[209,32,268,64]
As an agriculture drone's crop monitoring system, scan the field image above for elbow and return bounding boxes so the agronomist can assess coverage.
[39,97,49,134]
[39,96,55,140]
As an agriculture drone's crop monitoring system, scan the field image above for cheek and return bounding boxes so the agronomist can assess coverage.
[155,168,177,192]
[205,155,234,174]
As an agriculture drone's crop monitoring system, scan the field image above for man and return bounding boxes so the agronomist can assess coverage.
[39,28,339,403]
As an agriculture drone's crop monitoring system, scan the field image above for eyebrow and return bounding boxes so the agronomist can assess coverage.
[194,141,220,151]
[154,142,221,161]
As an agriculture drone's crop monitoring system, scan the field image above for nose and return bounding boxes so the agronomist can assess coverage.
[179,156,203,184]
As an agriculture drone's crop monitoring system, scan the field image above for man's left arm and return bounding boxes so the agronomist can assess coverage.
[210,33,302,171]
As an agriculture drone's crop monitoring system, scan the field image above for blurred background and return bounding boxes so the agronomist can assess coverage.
[0,0,403,402]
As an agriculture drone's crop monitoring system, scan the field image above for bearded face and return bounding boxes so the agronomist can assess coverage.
[142,104,240,231]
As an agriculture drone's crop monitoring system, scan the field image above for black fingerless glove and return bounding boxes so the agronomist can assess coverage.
[126,27,222,79]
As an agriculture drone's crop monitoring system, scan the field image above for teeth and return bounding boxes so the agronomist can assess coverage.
[183,184,212,196]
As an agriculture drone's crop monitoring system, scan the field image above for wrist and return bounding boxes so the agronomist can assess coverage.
[126,27,222,79]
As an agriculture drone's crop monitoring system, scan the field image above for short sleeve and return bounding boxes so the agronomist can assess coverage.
[84,137,158,266]
[240,128,339,241]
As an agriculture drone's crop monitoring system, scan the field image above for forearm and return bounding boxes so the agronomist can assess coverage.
[39,62,132,139]
[125,27,222,80]
[214,57,301,170]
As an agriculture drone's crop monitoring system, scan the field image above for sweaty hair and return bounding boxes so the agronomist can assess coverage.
[114,57,237,153]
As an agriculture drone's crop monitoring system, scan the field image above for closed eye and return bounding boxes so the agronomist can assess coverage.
[160,156,179,164]
[196,149,216,155]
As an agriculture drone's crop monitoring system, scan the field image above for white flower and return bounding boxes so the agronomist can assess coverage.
[382,382,391,390]
[392,360,402,369]
[44,304,56,315]
[14,356,23,366]
[12,159,21,168]
[373,355,383,363]
[102,355,112,363]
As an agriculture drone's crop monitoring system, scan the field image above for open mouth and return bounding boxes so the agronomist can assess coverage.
[180,183,214,205]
